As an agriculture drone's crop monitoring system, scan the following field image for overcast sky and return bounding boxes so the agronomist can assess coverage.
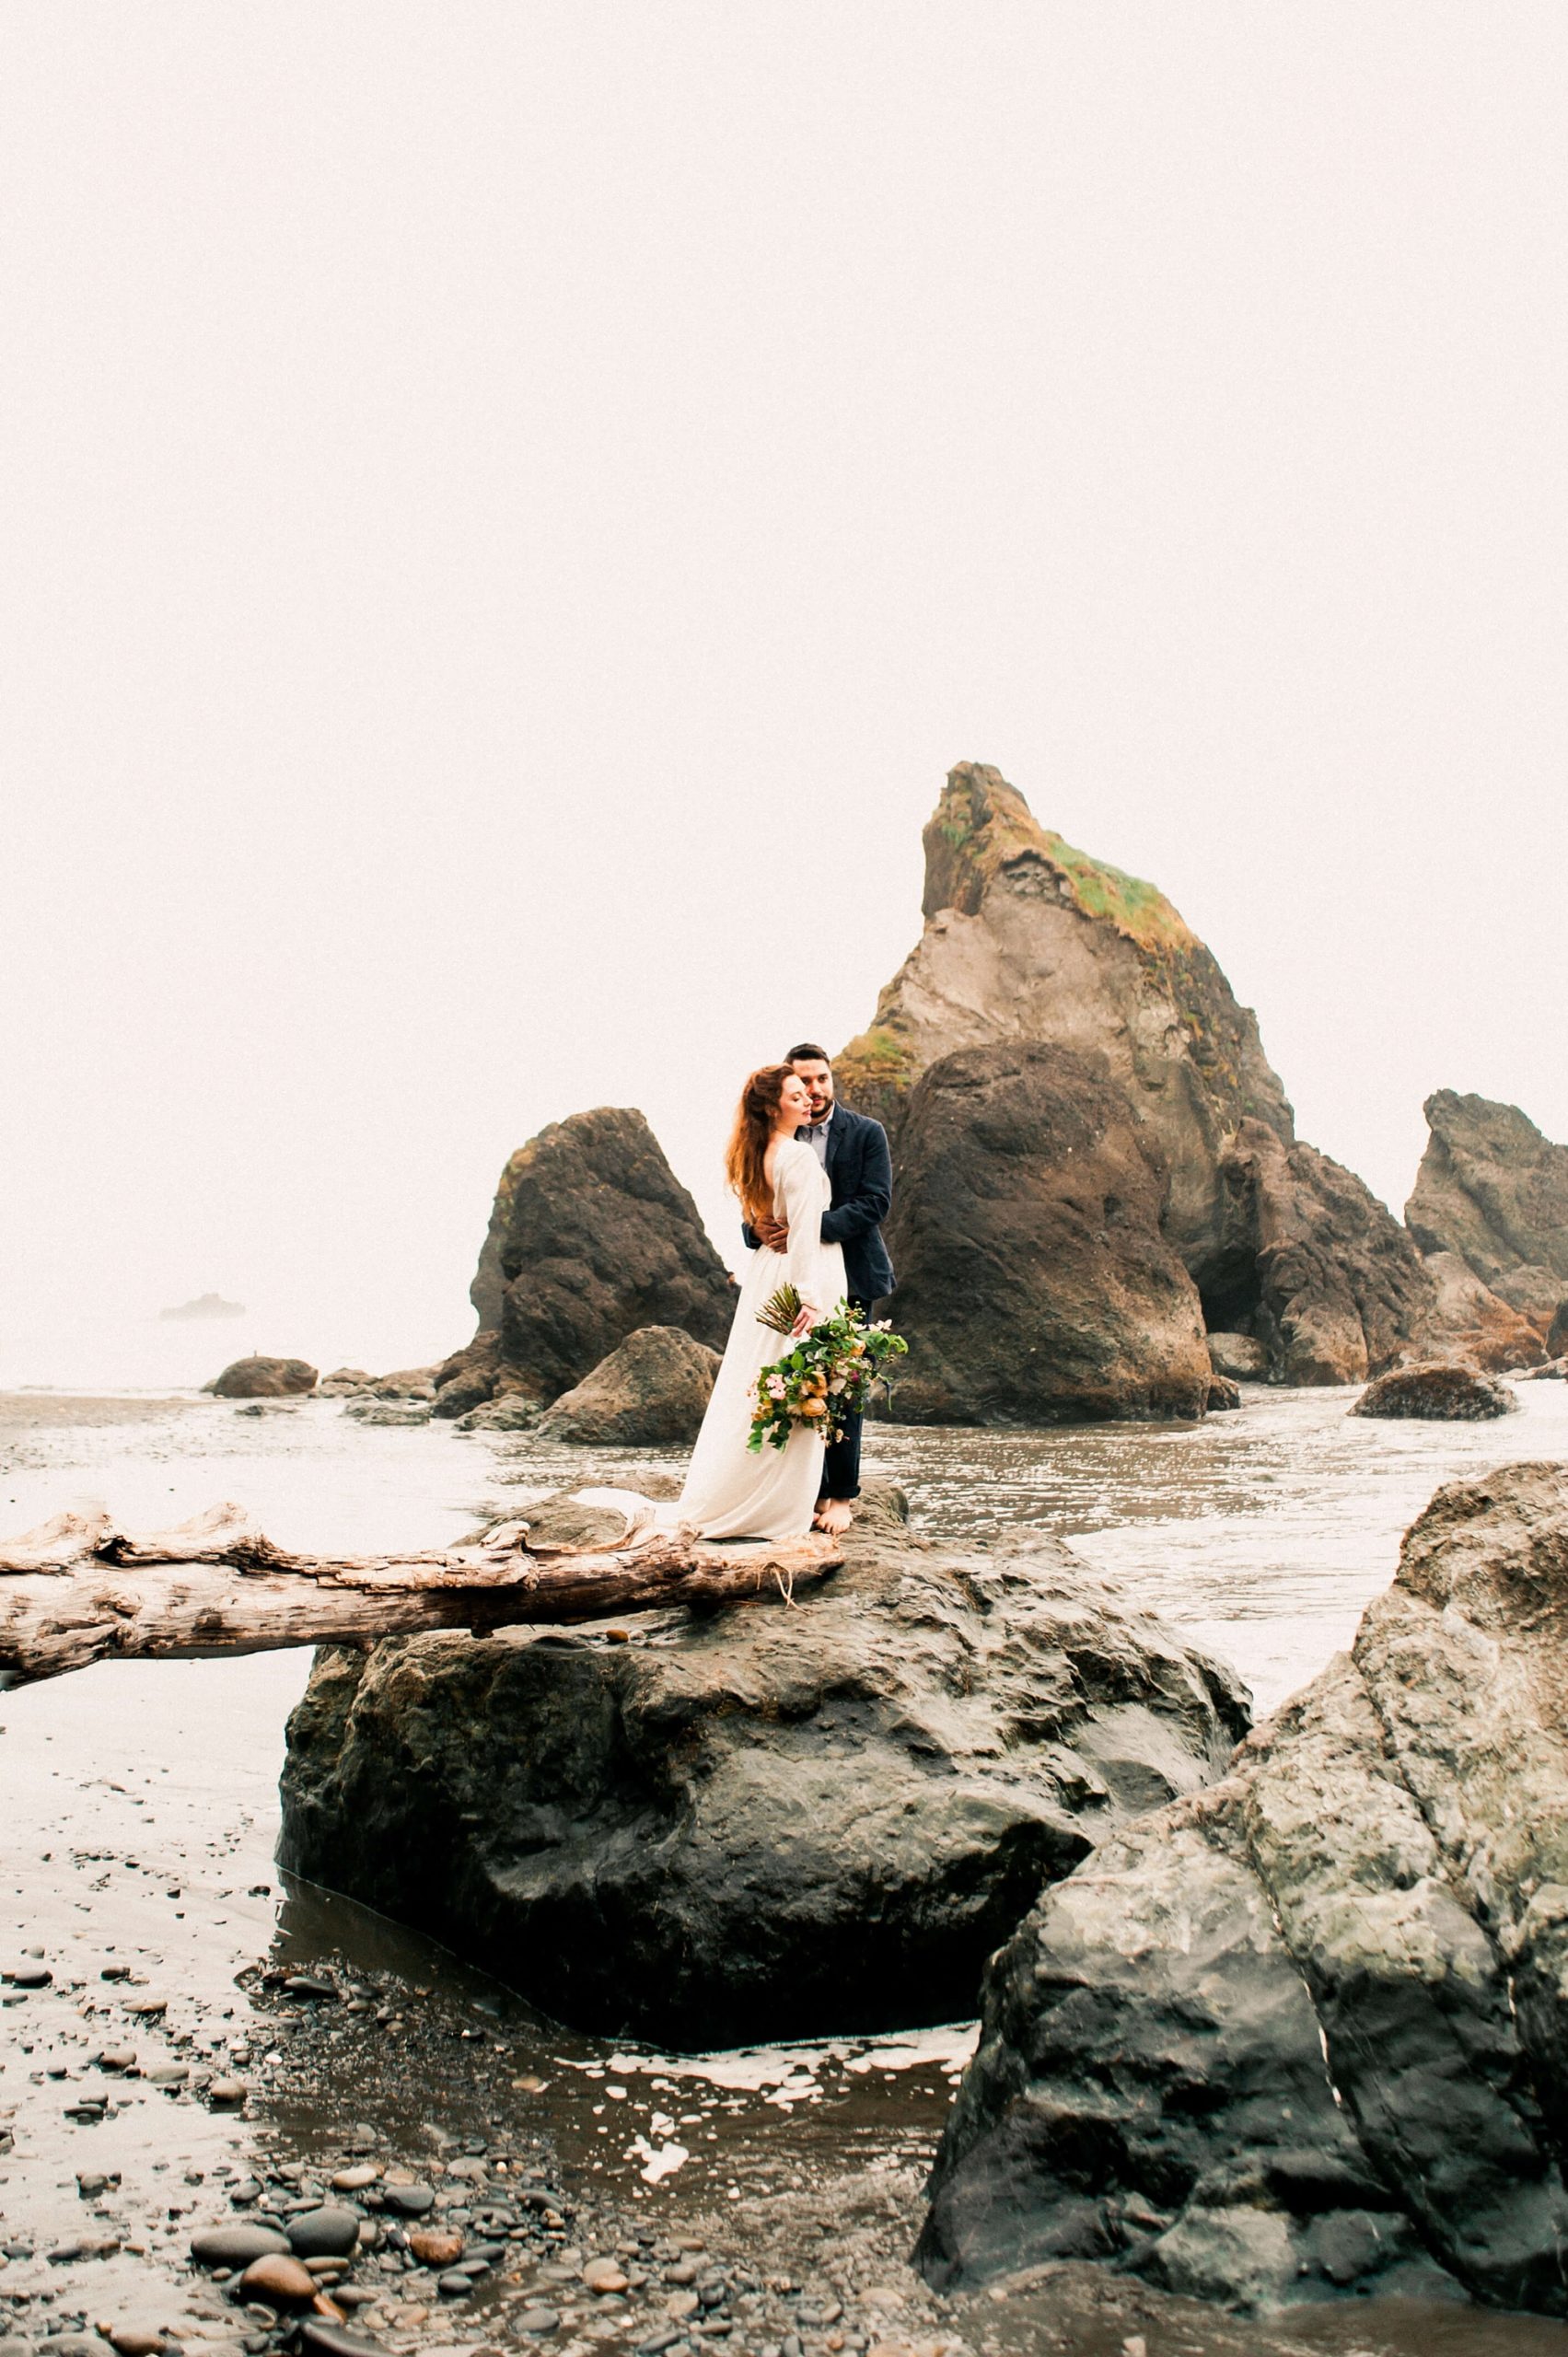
[4,4,1565,1381]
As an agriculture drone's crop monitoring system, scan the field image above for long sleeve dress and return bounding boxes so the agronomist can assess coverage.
[674,1140,847,1540]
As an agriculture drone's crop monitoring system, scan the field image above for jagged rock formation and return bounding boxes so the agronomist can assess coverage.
[840,763,1443,1387]
[204,1355,317,1399]
[534,1326,720,1446]
[278,1482,1249,2049]
[919,1461,1568,2318]
[464,1109,735,1408]
[1407,1090,1568,1337]
[885,1043,1212,1424]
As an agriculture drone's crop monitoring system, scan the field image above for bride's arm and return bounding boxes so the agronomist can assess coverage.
[776,1145,827,1324]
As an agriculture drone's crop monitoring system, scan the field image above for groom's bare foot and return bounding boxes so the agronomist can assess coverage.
[814,1497,854,1537]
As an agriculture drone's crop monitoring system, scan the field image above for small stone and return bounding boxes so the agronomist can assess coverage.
[517,2311,560,2337]
[286,2212,360,2261]
[124,1996,168,2017]
[2,1962,51,1988]
[191,2225,292,2270]
[109,2330,168,2356]
[238,2255,319,2307]
[145,2065,189,2087]
[206,2079,248,2107]
[667,2294,701,2320]
[95,2051,137,2074]
[296,2327,389,2357]
[435,2272,473,2298]
[282,1975,338,2000]
[406,2231,463,2270]
[330,2168,380,2193]
[377,2185,435,2219]
[583,2259,630,2295]
[636,2335,683,2357]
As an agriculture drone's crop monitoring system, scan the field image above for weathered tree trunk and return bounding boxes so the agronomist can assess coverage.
[0,1504,842,1689]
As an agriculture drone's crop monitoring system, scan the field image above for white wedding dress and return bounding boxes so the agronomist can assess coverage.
[674,1139,846,1540]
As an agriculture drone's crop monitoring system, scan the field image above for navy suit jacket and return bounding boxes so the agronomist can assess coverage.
[742,1103,895,1304]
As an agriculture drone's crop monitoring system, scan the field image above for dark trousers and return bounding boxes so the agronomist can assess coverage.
[819,1295,872,1502]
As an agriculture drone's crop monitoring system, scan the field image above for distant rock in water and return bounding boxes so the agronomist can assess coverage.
[838,763,1440,1388]
[919,1461,1568,2317]
[886,1042,1213,1424]
[1353,1361,1517,1421]
[277,1481,1249,2049]
[204,1355,317,1399]
[534,1326,720,1446]
[161,1292,244,1321]
[1407,1089,1568,1337]
[470,1108,734,1408]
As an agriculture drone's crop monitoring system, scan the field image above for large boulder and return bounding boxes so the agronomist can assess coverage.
[1407,1089,1568,1336]
[884,1042,1213,1424]
[1353,1360,1518,1421]
[837,764,1439,1383]
[919,1461,1568,2318]
[277,1484,1249,2049]
[533,1326,720,1446]
[204,1355,317,1399]
[472,1108,735,1405]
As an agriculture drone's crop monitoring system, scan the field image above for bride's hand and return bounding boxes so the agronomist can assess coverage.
[790,1303,819,1339]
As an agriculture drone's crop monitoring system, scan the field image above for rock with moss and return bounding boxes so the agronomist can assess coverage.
[277,1482,1249,2049]
[840,762,1444,1387]
[920,1461,1568,2318]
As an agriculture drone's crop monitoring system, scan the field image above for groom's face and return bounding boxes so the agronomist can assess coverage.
[791,1058,834,1122]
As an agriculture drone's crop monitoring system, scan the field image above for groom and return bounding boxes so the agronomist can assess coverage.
[747,1041,895,1536]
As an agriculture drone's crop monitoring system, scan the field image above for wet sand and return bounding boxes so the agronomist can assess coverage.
[4,1385,1568,2357]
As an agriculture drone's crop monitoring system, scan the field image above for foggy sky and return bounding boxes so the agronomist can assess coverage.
[4,5,1565,1380]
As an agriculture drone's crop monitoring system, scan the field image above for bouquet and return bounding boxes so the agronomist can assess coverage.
[748,1286,909,1453]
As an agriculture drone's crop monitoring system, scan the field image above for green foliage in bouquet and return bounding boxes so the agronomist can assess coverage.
[748,1299,909,1454]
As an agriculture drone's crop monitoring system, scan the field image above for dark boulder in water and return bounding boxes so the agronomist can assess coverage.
[1353,1360,1517,1421]
[204,1355,317,1399]
[883,1041,1213,1425]
[278,1481,1248,2049]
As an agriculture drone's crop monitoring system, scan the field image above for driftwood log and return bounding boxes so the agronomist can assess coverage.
[0,1503,842,1689]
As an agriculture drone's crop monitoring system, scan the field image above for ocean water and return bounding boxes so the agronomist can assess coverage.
[3,1380,1568,2357]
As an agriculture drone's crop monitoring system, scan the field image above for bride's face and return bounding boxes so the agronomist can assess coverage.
[777,1074,813,1128]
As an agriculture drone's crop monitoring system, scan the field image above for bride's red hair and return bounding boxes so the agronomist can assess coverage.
[725,1064,794,1229]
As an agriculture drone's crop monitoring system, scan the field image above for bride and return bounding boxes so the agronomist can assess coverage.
[675,1062,846,1541]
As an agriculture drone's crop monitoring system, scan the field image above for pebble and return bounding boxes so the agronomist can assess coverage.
[517,2310,560,2337]
[238,2255,320,2307]
[2,1962,52,1988]
[435,2271,473,2299]
[109,2330,168,2356]
[283,1975,338,2000]
[667,2294,701,2320]
[378,2184,436,2218]
[296,2325,389,2357]
[286,2211,361,2260]
[95,2051,137,2073]
[191,2225,292,2270]
[331,2167,380,2192]
[407,2231,464,2269]
[145,2065,189,2087]
[636,2335,685,2357]
[207,2078,248,2106]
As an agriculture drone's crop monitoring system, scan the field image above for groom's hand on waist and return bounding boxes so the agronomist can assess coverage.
[755,1217,789,1249]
